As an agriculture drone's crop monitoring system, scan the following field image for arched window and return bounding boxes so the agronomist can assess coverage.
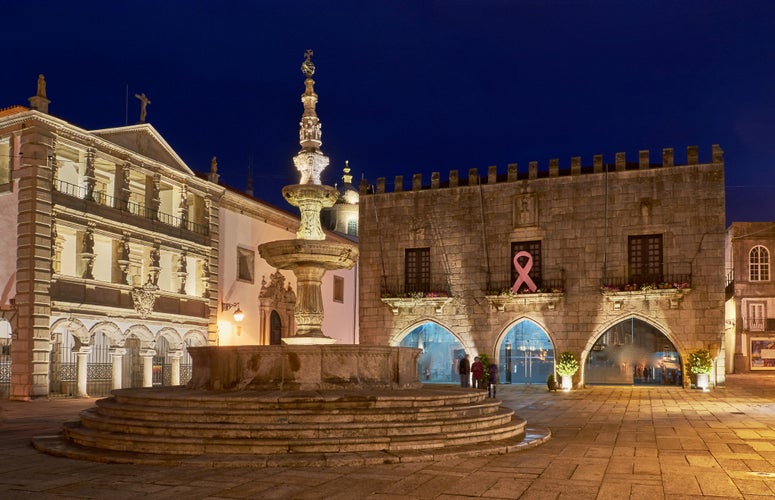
[750,245,770,281]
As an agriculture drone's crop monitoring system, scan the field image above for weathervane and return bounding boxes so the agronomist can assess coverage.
[301,49,315,77]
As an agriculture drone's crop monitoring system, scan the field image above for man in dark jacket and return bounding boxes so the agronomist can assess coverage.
[488,361,498,398]
[459,354,470,388]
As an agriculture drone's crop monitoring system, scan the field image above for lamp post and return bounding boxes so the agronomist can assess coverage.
[222,302,244,323]
[505,343,512,383]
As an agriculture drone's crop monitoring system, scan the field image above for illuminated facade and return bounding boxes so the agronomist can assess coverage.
[725,222,775,373]
[0,80,221,399]
[359,146,726,388]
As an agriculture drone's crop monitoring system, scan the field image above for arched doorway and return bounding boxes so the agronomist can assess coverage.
[498,320,555,384]
[397,322,464,384]
[586,318,682,385]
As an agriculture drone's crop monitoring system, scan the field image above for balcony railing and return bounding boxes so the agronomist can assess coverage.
[55,180,208,236]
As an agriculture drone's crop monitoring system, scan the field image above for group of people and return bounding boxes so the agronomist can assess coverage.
[458,354,498,398]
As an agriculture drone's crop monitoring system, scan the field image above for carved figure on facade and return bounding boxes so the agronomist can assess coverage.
[515,192,537,227]
[178,250,188,294]
[84,149,96,201]
[201,258,210,297]
[51,216,62,274]
[134,93,151,122]
[118,233,131,284]
[149,241,161,285]
[37,74,47,98]
[179,185,189,228]
[118,162,131,210]
[151,173,161,219]
[81,226,95,280]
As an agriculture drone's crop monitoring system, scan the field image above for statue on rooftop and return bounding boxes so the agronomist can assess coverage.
[134,93,151,122]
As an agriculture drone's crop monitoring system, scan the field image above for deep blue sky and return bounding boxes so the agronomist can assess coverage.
[5,1,774,223]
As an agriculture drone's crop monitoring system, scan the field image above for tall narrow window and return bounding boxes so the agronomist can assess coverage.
[405,248,430,293]
[511,241,542,289]
[628,234,663,284]
[237,247,254,283]
[750,245,770,281]
[333,276,344,303]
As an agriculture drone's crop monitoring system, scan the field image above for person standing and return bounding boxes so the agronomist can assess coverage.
[471,356,484,389]
[459,354,471,388]
[487,361,498,398]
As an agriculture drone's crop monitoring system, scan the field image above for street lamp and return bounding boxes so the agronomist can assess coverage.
[222,302,244,322]
[505,343,512,383]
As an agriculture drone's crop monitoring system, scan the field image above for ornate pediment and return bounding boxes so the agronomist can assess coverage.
[90,123,194,175]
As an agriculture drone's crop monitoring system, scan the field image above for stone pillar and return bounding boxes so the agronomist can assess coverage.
[75,346,92,397]
[639,150,649,169]
[110,348,126,390]
[528,161,538,180]
[507,163,517,182]
[412,173,422,191]
[394,175,403,193]
[571,157,581,176]
[293,265,327,338]
[487,165,497,184]
[169,350,183,386]
[117,162,131,211]
[593,154,603,173]
[12,126,54,399]
[549,159,559,177]
[84,148,96,201]
[468,168,478,185]
[141,349,156,387]
[431,172,440,189]
[615,152,625,171]
[449,170,458,188]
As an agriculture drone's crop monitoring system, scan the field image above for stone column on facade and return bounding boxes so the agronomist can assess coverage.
[177,250,188,294]
[201,256,210,298]
[141,349,156,388]
[150,173,161,220]
[75,346,92,397]
[81,224,95,280]
[149,240,161,286]
[50,134,59,189]
[110,347,126,390]
[84,148,96,201]
[118,232,131,284]
[51,215,62,274]
[12,127,54,399]
[169,350,183,386]
[118,162,131,211]
[179,184,189,230]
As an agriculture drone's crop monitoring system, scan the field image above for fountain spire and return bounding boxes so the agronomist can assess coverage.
[294,49,329,185]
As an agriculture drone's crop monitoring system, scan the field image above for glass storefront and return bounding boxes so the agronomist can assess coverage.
[586,318,682,385]
[497,320,555,384]
[398,322,464,384]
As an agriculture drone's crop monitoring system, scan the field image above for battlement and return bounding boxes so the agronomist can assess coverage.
[360,145,723,195]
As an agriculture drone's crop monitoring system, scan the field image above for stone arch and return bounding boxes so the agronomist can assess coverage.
[124,324,155,346]
[89,321,124,345]
[583,315,684,387]
[157,327,183,350]
[492,316,556,384]
[181,329,208,347]
[50,318,89,346]
[390,319,467,385]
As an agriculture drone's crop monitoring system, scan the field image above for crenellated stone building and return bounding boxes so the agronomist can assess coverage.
[0,78,223,399]
[358,145,726,388]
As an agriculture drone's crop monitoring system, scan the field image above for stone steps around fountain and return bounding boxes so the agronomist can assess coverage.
[77,404,516,439]
[94,393,502,425]
[62,414,526,455]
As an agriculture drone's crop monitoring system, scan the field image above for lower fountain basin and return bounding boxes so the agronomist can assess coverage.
[187,345,422,391]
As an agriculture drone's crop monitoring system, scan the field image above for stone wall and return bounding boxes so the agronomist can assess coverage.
[358,146,726,386]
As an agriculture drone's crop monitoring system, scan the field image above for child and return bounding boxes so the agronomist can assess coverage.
[487,361,498,398]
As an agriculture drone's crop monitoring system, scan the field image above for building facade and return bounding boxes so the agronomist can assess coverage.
[215,182,359,346]
[725,222,775,373]
[358,146,726,388]
[0,79,222,400]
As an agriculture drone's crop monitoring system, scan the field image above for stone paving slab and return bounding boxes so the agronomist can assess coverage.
[1,374,775,498]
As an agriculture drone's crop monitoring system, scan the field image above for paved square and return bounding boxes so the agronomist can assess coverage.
[2,374,774,498]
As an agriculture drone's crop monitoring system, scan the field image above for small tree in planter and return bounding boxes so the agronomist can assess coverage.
[556,351,579,390]
[688,348,713,390]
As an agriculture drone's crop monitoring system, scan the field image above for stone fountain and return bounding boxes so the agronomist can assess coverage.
[32,52,544,466]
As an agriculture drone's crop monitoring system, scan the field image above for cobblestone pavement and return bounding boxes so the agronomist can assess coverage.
[1,374,775,499]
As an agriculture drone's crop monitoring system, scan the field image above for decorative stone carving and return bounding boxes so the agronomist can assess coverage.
[149,240,160,285]
[131,278,158,319]
[84,148,96,201]
[81,225,95,280]
[177,250,188,294]
[118,232,131,284]
[601,288,691,311]
[484,292,564,312]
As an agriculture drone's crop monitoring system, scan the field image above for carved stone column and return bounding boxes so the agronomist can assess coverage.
[179,185,189,230]
[117,232,131,284]
[110,347,126,390]
[75,346,92,397]
[118,162,131,211]
[81,224,95,280]
[149,240,161,286]
[177,250,188,294]
[150,173,161,220]
[169,350,183,386]
[84,148,96,201]
[141,349,156,388]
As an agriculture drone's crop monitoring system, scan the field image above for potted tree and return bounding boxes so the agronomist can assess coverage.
[688,348,713,390]
[556,351,579,390]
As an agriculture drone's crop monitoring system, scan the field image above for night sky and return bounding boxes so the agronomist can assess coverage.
[5,1,774,223]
